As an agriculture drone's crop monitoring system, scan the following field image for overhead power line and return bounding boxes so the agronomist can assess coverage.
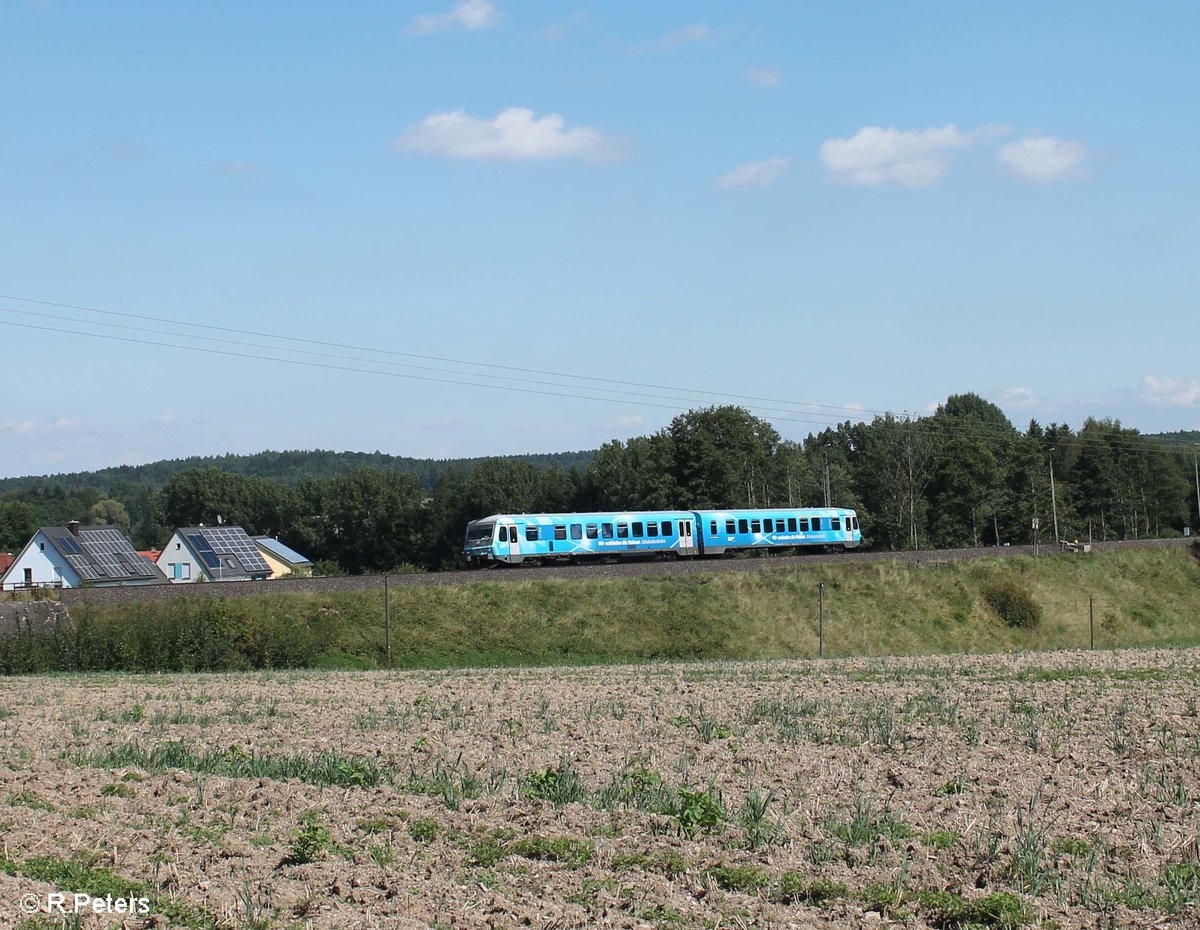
[0,293,1189,460]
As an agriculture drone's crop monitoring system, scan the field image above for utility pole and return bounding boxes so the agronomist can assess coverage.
[823,451,831,508]
[1194,445,1200,534]
[1049,456,1060,545]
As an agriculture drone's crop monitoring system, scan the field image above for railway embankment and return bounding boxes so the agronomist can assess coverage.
[1,540,1196,675]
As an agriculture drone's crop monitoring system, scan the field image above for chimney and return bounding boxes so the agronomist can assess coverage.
[67,520,80,536]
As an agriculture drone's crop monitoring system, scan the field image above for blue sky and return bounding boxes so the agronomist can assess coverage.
[2,1,1197,477]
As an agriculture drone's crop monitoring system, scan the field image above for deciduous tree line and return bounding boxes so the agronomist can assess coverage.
[1,395,1196,571]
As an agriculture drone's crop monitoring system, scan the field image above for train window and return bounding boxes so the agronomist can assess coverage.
[632,521,644,536]
[526,526,539,541]
[811,518,822,531]
[763,518,773,533]
[799,519,809,531]
[852,517,859,530]
[554,525,567,540]
[647,522,658,536]
[570,524,583,540]
[787,518,797,532]
[586,524,598,539]
[831,517,841,530]
[616,523,629,538]
[498,526,507,542]
[709,521,717,535]
[662,520,673,536]
[750,520,761,533]
[726,519,736,534]
[738,519,749,533]
[601,524,614,539]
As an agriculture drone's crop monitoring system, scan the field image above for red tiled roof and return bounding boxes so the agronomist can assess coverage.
[0,553,14,573]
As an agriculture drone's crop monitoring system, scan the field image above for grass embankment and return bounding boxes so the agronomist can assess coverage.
[2,547,1197,674]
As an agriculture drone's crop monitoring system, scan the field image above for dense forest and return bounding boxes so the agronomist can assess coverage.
[1,394,1196,573]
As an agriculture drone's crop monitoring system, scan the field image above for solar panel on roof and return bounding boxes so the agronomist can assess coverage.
[65,553,100,581]
[58,536,83,555]
[187,533,221,570]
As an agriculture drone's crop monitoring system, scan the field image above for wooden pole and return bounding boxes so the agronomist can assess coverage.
[384,574,392,666]
[818,582,825,658]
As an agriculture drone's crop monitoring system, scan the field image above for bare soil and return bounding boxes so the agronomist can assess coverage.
[2,647,1198,928]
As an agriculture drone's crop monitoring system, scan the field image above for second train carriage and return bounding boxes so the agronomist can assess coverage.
[463,506,860,566]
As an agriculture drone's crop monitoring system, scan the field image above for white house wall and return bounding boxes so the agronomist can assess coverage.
[1,531,81,590]
[157,532,203,583]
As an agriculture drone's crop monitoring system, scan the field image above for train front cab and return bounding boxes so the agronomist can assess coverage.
[464,517,525,566]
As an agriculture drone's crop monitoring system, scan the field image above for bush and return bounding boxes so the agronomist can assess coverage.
[981,580,1042,629]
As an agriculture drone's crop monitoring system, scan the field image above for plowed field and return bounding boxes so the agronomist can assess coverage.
[2,648,1198,928]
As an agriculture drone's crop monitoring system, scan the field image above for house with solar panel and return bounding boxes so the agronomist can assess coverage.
[157,525,272,582]
[253,536,314,578]
[0,522,169,590]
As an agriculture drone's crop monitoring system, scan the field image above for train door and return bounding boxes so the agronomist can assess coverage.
[679,519,697,556]
[507,524,521,561]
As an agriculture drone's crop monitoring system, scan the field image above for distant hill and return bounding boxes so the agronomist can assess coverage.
[1150,431,1200,446]
[0,448,597,496]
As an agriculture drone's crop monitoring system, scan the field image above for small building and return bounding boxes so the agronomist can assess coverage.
[253,536,314,578]
[0,522,168,590]
[0,553,13,576]
[158,525,272,583]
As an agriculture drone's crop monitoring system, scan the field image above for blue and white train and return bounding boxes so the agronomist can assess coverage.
[463,507,861,567]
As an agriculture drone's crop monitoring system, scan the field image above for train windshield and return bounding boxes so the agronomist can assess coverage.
[464,522,495,546]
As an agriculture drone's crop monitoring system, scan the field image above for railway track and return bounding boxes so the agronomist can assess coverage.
[59,537,1192,606]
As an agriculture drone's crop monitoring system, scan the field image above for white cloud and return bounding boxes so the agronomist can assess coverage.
[716,157,792,189]
[998,135,1088,182]
[819,125,976,187]
[536,11,588,40]
[397,107,625,162]
[745,67,781,88]
[1,420,36,435]
[1139,375,1200,407]
[407,0,500,36]
[616,414,644,429]
[660,22,710,48]
[51,417,79,430]
[999,387,1040,409]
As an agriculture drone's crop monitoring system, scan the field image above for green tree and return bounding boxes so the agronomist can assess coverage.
[666,406,780,508]
[0,500,37,551]
[89,498,131,533]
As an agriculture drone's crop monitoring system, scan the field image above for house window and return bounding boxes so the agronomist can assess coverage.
[181,564,191,580]
[39,542,45,552]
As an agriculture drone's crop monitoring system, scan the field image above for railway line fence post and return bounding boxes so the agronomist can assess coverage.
[384,573,392,667]
[818,581,825,658]
[1089,595,1095,651]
